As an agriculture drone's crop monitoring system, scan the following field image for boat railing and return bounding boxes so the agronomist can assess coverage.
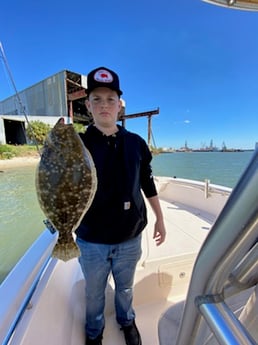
[164,148,258,344]
[156,177,232,219]
[0,229,58,345]
[156,177,232,198]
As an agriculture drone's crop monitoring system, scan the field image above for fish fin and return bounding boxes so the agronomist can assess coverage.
[52,239,81,262]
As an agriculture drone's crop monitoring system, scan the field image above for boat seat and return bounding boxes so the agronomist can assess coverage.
[239,283,258,341]
[158,299,185,345]
[158,288,255,345]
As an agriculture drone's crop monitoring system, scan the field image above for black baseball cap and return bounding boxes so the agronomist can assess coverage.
[86,67,123,96]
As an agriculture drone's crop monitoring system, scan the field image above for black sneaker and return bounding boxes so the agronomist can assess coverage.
[121,320,142,345]
[85,333,103,345]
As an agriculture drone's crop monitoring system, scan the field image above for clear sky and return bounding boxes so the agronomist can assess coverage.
[1,0,258,150]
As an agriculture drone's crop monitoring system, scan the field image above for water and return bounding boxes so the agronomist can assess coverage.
[0,151,254,283]
[152,151,253,188]
[0,165,44,282]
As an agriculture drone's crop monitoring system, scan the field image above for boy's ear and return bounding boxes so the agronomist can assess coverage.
[85,99,91,112]
[118,99,122,111]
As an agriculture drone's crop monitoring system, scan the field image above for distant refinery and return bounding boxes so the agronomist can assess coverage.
[159,140,251,153]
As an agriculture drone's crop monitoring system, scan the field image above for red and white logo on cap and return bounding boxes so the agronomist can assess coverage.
[94,69,113,83]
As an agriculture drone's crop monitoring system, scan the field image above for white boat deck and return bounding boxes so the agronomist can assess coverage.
[144,198,214,260]
[2,168,258,345]
[8,195,216,345]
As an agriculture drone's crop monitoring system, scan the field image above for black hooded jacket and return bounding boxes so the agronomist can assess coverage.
[76,124,157,244]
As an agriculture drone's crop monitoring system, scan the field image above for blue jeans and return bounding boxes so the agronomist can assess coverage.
[76,235,142,339]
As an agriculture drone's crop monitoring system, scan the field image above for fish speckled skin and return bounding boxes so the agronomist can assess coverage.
[35,118,97,261]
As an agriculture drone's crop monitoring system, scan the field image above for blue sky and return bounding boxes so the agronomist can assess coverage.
[1,0,258,150]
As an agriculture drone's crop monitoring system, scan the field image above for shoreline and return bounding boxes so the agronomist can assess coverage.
[0,156,40,170]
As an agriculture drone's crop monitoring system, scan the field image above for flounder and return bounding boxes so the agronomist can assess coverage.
[35,118,97,261]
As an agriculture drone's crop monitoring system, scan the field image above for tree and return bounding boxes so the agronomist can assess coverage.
[26,121,51,145]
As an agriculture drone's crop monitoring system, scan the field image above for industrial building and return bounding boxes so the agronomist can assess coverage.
[0,70,125,145]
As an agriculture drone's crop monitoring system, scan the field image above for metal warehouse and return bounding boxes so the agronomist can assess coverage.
[0,70,97,144]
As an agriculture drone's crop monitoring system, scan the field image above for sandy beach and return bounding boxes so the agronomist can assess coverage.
[0,156,40,170]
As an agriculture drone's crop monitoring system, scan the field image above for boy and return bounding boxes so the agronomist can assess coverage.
[76,67,166,345]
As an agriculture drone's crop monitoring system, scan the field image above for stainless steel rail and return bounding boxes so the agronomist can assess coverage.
[199,301,255,344]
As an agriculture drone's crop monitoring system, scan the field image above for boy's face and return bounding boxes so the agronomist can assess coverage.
[86,87,122,128]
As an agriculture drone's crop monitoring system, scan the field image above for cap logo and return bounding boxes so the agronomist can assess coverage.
[94,69,113,83]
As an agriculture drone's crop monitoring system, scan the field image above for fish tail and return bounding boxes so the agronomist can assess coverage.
[52,238,81,262]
